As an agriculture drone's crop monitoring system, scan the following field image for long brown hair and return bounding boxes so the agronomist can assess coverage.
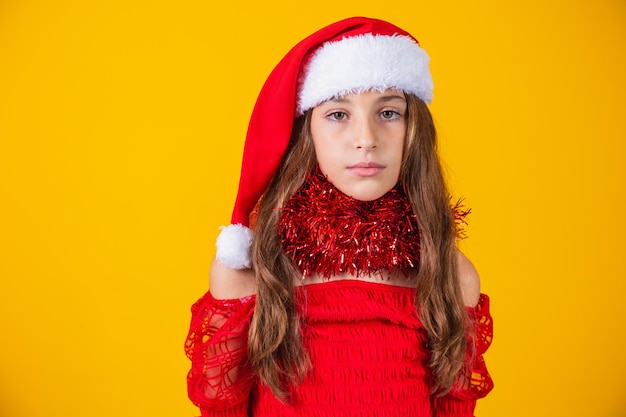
[248,94,468,399]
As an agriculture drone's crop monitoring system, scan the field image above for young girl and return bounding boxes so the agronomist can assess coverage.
[185,16,493,417]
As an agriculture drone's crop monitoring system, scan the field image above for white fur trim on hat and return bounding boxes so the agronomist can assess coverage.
[215,224,253,269]
[297,34,433,114]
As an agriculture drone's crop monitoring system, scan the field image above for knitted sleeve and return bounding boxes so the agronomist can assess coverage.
[431,294,494,417]
[185,291,256,417]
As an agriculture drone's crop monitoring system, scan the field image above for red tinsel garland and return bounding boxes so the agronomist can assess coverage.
[452,199,471,240]
[279,169,421,278]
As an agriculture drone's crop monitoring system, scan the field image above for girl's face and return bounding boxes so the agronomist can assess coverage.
[310,89,407,201]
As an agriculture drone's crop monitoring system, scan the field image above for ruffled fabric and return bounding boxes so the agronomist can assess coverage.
[185,282,493,417]
[252,281,431,417]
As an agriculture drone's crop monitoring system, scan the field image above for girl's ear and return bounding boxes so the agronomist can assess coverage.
[215,224,253,269]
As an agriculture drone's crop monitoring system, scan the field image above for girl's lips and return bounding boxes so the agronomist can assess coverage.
[348,162,384,177]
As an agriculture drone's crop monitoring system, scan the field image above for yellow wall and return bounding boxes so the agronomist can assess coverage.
[1,1,624,416]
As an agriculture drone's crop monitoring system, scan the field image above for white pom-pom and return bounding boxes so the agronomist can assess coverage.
[215,224,253,269]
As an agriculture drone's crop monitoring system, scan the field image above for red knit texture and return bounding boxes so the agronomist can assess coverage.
[185,281,493,417]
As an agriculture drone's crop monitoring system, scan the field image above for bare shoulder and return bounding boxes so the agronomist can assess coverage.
[455,248,481,307]
[209,258,256,300]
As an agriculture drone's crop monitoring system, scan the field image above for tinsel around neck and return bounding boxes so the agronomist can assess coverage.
[279,168,421,279]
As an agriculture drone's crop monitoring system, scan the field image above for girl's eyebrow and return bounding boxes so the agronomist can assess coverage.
[325,97,349,104]
[376,95,407,104]
[325,94,407,105]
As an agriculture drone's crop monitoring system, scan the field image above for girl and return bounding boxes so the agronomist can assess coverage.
[185,16,493,417]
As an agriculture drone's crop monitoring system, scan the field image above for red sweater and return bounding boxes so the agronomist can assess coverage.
[185,280,493,417]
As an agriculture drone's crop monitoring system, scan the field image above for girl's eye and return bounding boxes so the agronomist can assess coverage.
[380,110,400,120]
[328,112,347,121]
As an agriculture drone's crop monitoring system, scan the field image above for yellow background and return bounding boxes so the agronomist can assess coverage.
[1,1,624,416]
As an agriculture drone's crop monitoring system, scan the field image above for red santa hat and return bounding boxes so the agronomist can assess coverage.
[216,16,434,269]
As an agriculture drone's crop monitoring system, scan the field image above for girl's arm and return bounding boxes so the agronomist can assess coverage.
[456,249,481,307]
[185,259,257,417]
[209,258,256,299]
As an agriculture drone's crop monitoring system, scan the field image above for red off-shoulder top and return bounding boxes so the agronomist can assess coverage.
[185,280,493,417]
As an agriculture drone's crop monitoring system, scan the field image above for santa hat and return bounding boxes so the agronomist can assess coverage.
[216,16,434,269]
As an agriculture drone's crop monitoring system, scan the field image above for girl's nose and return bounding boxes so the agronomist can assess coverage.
[353,118,378,150]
